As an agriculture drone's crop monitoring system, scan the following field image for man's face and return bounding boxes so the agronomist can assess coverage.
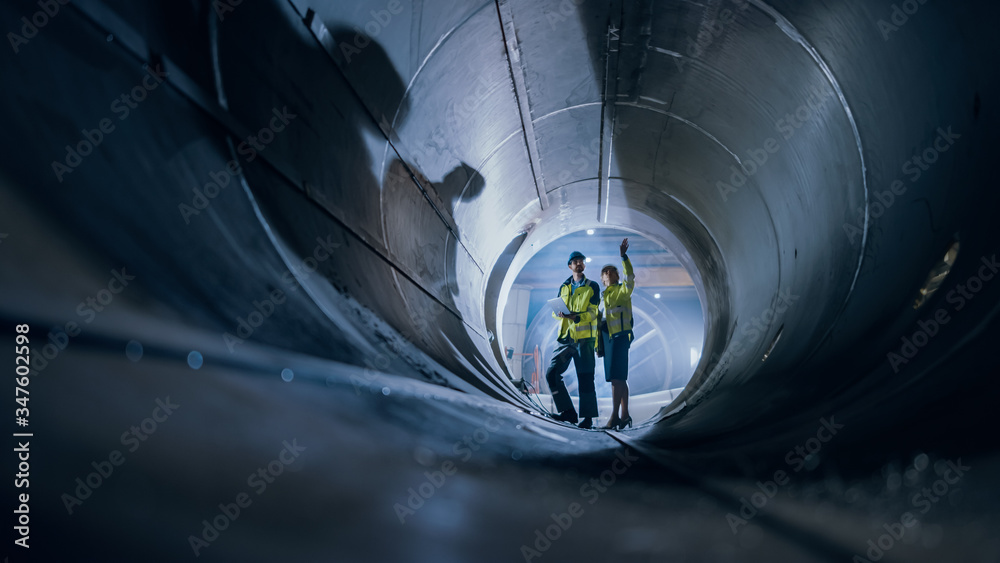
[568,258,586,274]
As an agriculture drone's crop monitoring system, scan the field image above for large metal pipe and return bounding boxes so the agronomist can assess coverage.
[1,0,998,560]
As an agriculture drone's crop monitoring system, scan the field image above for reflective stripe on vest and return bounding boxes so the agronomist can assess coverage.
[570,320,596,339]
[606,305,631,335]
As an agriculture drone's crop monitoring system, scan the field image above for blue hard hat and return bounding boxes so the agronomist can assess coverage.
[568,251,586,264]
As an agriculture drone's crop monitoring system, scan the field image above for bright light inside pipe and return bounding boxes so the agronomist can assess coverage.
[500,228,705,425]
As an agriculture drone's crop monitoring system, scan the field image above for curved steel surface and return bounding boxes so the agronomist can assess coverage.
[1,0,998,560]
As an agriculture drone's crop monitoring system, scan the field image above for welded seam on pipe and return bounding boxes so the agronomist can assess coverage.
[613,102,782,323]
[597,0,624,224]
[237,151,517,400]
[618,102,746,166]
[647,3,870,375]
[748,0,871,348]
[70,2,243,141]
[285,12,494,334]
[531,102,604,124]
[641,45,788,171]
[288,2,487,276]
[390,1,496,130]
[285,3,539,379]
[67,0,479,333]
[288,4,536,374]
[288,4,485,276]
[652,2,874,426]
[454,128,525,204]
[539,97,756,418]
[379,0,517,248]
[495,0,550,211]
[207,5,228,111]
[641,6,870,391]
[231,139,394,361]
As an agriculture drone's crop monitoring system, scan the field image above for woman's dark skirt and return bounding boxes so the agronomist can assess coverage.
[603,330,631,382]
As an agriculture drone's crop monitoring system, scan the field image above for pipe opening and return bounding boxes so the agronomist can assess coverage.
[498,227,705,425]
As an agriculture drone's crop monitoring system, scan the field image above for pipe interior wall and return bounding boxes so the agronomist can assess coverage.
[1,0,998,560]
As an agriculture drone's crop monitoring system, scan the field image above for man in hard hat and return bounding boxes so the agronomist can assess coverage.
[546,250,601,428]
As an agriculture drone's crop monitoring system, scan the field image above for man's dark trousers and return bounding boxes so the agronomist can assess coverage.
[545,337,598,418]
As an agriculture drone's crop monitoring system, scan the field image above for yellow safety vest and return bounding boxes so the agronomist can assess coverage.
[602,256,635,337]
[553,277,600,341]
